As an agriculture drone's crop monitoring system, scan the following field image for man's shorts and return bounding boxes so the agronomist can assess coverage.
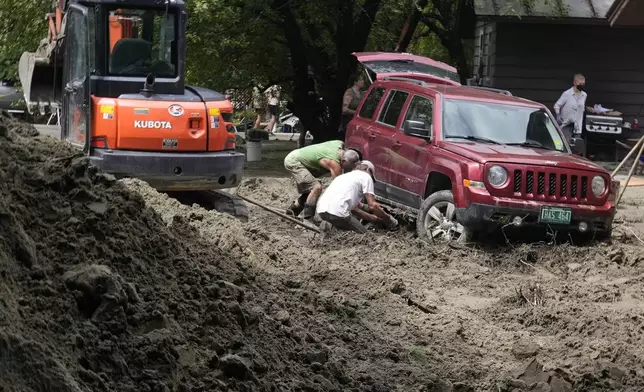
[268,104,278,116]
[284,159,319,194]
[318,212,367,234]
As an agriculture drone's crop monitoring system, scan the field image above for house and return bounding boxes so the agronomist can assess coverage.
[471,0,644,128]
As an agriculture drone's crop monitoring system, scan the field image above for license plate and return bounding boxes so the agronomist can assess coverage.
[539,206,572,224]
[162,138,178,149]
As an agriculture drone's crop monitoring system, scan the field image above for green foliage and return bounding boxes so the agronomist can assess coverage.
[0,0,50,81]
[185,0,290,91]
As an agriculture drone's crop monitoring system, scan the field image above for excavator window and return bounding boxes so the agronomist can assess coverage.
[108,8,176,77]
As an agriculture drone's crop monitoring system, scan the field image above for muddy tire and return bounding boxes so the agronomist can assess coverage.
[208,191,249,222]
[416,190,473,243]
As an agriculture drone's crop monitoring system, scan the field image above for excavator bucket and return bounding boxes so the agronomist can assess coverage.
[18,49,63,115]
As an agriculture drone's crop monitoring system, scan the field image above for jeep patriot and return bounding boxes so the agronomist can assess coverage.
[344,78,618,242]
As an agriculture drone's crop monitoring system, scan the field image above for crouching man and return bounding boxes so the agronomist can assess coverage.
[284,140,360,219]
[316,160,398,233]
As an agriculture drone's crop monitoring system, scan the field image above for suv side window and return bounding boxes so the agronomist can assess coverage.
[403,95,433,131]
[359,87,385,119]
[378,90,410,127]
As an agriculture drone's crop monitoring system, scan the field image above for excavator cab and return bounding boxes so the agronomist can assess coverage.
[18,0,246,196]
[61,2,186,149]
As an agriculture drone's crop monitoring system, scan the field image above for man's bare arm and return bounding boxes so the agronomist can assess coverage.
[319,158,342,178]
[342,90,355,115]
[365,193,378,208]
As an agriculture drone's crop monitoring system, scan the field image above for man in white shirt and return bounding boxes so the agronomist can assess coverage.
[316,160,398,233]
[554,73,587,142]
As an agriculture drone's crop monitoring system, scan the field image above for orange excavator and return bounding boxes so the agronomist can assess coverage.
[19,0,248,218]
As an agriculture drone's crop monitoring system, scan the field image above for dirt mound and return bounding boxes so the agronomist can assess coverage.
[0,114,448,391]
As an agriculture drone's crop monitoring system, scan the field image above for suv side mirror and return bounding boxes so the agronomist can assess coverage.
[404,120,431,139]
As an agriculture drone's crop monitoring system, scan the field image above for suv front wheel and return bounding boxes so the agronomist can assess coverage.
[417,190,472,243]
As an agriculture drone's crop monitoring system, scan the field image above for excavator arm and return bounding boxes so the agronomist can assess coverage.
[18,0,66,114]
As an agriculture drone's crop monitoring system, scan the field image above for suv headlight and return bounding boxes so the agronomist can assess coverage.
[488,165,508,187]
[592,176,606,196]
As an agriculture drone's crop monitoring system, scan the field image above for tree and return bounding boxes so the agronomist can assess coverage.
[185,0,291,92]
[268,0,388,141]
[0,0,50,81]
[393,0,476,83]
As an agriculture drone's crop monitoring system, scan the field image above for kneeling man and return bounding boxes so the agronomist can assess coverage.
[316,160,398,233]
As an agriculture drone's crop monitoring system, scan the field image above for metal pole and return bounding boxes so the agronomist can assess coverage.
[611,135,644,178]
[616,135,644,207]
[236,194,321,233]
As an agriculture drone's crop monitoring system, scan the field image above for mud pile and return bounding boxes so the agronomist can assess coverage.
[0,113,446,391]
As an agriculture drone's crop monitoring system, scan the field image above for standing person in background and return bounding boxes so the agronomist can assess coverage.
[554,73,587,143]
[338,73,365,140]
[265,85,281,133]
[252,86,264,130]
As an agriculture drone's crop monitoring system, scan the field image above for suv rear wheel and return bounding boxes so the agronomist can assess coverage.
[417,190,472,243]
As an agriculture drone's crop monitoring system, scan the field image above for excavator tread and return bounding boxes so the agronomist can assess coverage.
[166,190,249,222]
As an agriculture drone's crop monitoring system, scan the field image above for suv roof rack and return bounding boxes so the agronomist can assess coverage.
[381,77,427,86]
[467,86,513,96]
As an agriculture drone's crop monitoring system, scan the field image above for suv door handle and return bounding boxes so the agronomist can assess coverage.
[368,133,376,140]
[392,141,402,150]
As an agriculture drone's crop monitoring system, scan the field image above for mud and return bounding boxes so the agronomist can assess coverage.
[137,173,644,391]
[3,111,644,392]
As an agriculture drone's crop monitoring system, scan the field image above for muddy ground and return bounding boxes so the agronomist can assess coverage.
[2,115,644,392]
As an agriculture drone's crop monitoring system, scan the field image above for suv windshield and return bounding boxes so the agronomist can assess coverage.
[363,60,460,83]
[443,99,566,152]
[108,9,177,77]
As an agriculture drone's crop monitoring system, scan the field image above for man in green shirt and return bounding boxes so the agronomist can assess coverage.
[284,140,360,219]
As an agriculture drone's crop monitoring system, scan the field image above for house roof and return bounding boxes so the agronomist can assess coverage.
[475,0,617,19]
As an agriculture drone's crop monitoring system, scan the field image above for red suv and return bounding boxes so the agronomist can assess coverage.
[345,78,618,242]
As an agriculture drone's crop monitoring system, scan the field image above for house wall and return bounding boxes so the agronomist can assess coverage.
[482,21,644,121]
[472,21,497,85]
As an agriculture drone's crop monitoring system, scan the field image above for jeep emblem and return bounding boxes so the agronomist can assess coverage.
[168,104,184,117]
[134,120,172,129]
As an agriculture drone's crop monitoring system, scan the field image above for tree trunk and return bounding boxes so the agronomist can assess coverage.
[273,0,383,143]
[395,0,429,52]
[445,38,470,84]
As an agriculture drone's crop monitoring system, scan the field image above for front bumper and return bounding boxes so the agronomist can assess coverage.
[90,148,245,191]
[456,201,615,233]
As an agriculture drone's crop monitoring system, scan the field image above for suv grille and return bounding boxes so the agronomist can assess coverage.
[511,169,590,202]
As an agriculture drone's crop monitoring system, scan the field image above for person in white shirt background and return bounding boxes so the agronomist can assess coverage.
[316,160,398,233]
[554,73,587,143]
[265,85,281,133]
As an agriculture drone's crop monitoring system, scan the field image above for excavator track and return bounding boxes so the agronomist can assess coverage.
[166,190,249,222]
